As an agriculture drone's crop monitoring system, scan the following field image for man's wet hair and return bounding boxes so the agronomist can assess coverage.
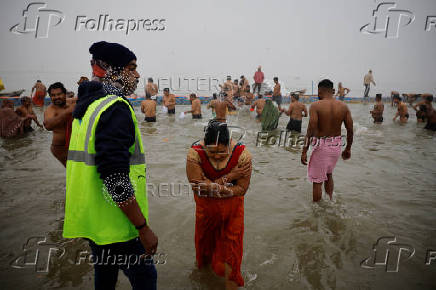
[419,104,427,112]
[273,77,278,82]
[148,77,153,82]
[212,93,217,99]
[37,80,41,82]
[425,95,433,102]
[204,120,230,146]
[318,79,333,89]
[240,75,244,79]
[226,76,231,80]
[292,93,299,100]
[163,88,169,92]
[393,95,401,101]
[20,96,31,104]
[190,93,197,98]
[48,82,67,95]
[258,94,263,98]
[376,94,382,100]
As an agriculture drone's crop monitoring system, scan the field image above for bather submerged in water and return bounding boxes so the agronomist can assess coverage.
[0,100,30,138]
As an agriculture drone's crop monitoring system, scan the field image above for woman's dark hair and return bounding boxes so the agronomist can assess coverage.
[204,120,230,146]
[47,82,67,95]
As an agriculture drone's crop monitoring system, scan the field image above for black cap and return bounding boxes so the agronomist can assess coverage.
[89,41,136,68]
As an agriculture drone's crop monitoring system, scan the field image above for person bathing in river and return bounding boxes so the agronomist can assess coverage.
[15,96,43,132]
[141,93,157,122]
[301,79,353,202]
[392,95,409,123]
[370,94,384,123]
[184,93,202,119]
[44,82,75,167]
[186,120,252,289]
[280,93,307,133]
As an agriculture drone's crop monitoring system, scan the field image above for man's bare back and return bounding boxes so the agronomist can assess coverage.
[215,99,236,121]
[287,101,307,120]
[309,99,351,137]
[141,99,156,117]
[146,83,158,96]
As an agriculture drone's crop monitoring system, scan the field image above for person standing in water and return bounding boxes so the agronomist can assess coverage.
[186,120,252,289]
[141,93,157,122]
[370,94,384,123]
[272,77,282,109]
[211,93,237,122]
[63,41,158,289]
[392,95,409,123]
[363,70,376,101]
[301,79,353,202]
[162,87,176,114]
[44,82,74,167]
[145,77,158,100]
[280,93,307,133]
[336,82,350,101]
[184,93,202,119]
[253,66,264,95]
[31,80,47,107]
[220,76,234,98]
[15,96,43,132]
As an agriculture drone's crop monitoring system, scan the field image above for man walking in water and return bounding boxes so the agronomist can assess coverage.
[363,70,376,101]
[301,79,353,202]
[145,77,158,100]
[63,41,158,289]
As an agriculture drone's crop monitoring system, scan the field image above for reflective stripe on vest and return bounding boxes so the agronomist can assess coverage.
[66,95,145,165]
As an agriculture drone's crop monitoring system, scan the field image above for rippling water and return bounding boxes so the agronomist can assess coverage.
[0,103,435,290]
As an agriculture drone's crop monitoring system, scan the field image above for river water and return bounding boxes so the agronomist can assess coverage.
[0,103,435,290]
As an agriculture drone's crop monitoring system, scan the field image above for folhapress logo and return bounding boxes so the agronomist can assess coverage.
[360,2,414,39]
[10,2,64,39]
[360,236,415,272]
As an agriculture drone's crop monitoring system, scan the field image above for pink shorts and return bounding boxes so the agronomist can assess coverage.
[308,136,342,183]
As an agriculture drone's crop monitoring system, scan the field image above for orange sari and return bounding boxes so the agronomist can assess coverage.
[191,144,245,286]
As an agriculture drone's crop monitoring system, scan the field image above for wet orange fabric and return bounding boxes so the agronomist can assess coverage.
[192,144,245,286]
[32,91,45,107]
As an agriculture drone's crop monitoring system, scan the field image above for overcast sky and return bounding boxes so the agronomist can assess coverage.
[1,0,435,96]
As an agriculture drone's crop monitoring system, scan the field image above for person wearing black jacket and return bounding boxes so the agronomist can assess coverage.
[68,41,158,290]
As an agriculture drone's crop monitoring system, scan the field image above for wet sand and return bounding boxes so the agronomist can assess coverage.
[0,104,435,289]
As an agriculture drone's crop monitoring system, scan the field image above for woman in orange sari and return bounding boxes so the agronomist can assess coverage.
[186,120,252,289]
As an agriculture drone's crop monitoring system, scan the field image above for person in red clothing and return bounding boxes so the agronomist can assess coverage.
[31,80,47,107]
[253,66,264,95]
[186,120,252,289]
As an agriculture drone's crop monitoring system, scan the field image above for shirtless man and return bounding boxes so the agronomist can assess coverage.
[243,87,254,105]
[272,77,282,109]
[219,76,234,98]
[392,95,409,123]
[31,80,47,107]
[77,76,89,85]
[15,96,43,132]
[391,91,400,107]
[162,88,176,114]
[370,94,384,123]
[44,82,75,167]
[301,79,353,202]
[214,94,237,122]
[336,82,350,101]
[280,94,307,133]
[145,78,158,100]
[233,79,240,100]
[415,95,436,131]
[184,93,202,119]
[240,75,250,92]
[363,70,376,102]
[207,93,218,118]
[141,93,156,122]
[412,94,434,124]
[251,94,266,119]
